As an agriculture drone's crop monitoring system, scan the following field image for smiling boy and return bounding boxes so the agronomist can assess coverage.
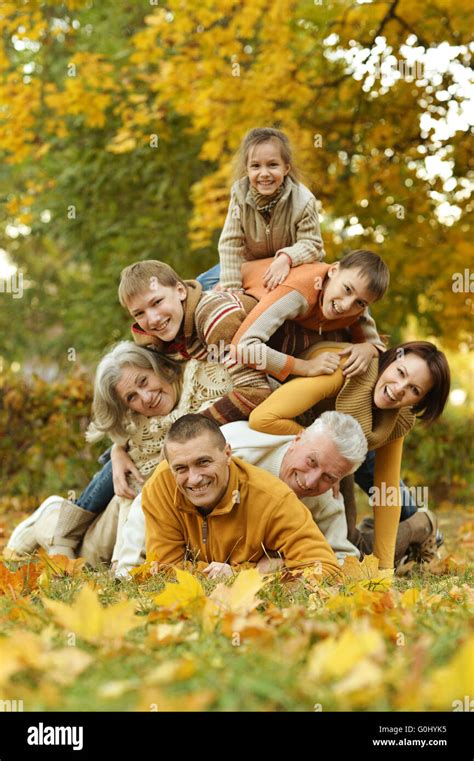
[231,249,389,380]
[118,260,272,424]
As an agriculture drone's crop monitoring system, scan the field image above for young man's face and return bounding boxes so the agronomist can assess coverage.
[126,282,187,342]
[279,432,353,498]
[166,433,232,510]
[320,264,376,321]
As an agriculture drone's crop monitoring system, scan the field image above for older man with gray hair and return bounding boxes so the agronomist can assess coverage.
[111,410,367,577]
[220,411,367,567]
[109,410,367,577]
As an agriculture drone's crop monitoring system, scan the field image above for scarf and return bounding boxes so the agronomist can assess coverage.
[250,180,286,221]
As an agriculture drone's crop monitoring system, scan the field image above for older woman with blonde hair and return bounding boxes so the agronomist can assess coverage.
[6,341,233,566]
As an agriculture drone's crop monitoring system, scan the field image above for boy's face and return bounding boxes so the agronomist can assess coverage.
[126,282,187,342]
[320,264,376,321]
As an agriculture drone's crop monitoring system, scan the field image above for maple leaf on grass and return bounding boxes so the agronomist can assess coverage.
[42,584,140,646]
[153,568,206,614]
[341,554,393,589]
[208,568,264,616]
[37,548,86,577]
[129,560,156,583]
[146,621,198,647]
[306,619,386,684]
[0,561,41,597]
[203,568,265,631]
[0,630,54,686]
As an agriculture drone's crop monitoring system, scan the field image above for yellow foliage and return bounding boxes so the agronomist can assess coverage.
[42,584,139,646]
[424,636,474,709]
[153,568,206,613]
[306,619,386,682]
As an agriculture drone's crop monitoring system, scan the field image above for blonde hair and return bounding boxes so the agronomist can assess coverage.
[86,341,183,443]
[232,127,301,184]
[118,260,186,308]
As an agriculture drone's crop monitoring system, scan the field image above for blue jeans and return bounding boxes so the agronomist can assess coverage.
[196,263,221,291]
[354,450,416,521]
[75,452,115,514]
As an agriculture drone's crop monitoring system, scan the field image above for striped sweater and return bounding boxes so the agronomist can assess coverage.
[231,258,385,381]
[218,176,325,289]
[131,280,272,424]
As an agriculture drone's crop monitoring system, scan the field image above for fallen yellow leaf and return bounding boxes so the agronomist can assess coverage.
[341,554,380,581]
[306,620,386,682]
[42,584,139,646]
[38,549,87,577]
[153,568,205,613]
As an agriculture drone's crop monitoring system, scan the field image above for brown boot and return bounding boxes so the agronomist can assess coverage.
[395,510,439,573]
[412,510,440,564]
[48,500,97,558]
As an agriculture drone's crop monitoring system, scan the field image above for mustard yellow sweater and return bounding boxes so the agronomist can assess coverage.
[141,456,342,578]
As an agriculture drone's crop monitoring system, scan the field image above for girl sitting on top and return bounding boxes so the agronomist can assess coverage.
[198,127,325,292]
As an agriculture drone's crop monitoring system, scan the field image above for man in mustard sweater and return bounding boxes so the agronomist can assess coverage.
[141,414,342,580]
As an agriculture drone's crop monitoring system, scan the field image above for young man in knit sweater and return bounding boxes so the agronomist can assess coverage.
[118,260,272,425]
[231,249,389,381]
[141,414,344,579]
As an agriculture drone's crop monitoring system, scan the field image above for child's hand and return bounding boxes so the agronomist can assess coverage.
[262,253,291,290]
[339,343,378,378]
[304,351,341,377]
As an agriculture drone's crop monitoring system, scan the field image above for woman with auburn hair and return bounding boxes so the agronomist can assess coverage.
[249,340,450,571]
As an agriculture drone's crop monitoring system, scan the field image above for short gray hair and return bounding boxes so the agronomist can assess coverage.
[86,341,182,443]
[301,411,367,473]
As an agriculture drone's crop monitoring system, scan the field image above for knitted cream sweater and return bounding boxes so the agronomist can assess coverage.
[125,360,233,484]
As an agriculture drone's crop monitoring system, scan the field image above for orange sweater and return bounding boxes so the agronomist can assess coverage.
[141,456,342,578]
[231,258,384,381]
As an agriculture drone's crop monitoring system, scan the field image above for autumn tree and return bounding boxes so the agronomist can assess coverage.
[0,0,472,373]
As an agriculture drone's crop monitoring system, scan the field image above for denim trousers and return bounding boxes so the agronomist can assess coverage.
[75,450,115,513]
[355,449,416,521]
[196,263,221,291]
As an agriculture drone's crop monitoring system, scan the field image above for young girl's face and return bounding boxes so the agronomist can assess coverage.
[246,140,290,195]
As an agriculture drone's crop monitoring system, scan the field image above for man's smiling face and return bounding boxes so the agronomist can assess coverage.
[126,282,187,342]
[279,432,353,498]
[166,433,232,510]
